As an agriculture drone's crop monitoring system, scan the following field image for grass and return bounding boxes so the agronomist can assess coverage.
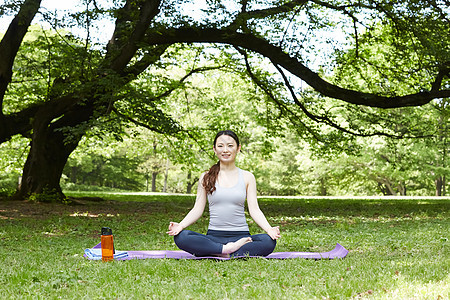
[0,193,448,299]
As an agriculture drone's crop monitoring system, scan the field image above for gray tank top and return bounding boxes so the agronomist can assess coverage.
[208,168,249,231]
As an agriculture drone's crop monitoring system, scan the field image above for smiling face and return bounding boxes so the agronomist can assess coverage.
[213,134,241,164]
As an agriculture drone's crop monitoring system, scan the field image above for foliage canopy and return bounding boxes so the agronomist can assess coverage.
[0,0,448,200]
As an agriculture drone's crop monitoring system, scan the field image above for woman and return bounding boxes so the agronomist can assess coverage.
[167,130,281,257]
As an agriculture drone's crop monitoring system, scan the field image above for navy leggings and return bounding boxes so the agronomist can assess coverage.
[174,229,276,257]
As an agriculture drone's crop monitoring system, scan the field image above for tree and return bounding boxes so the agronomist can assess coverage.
[0,0,448,201]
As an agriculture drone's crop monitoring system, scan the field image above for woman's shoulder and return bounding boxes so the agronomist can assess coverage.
[240,169,256,181]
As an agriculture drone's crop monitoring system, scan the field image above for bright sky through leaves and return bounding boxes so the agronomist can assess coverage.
[0,0,115,43]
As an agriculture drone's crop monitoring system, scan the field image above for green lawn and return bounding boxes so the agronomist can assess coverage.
[0,193,448,299]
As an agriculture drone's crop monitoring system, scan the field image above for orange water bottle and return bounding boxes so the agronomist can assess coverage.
[101,227,114,262]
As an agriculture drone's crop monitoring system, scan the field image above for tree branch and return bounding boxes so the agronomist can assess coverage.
[234,46,326,141]
[229,0,308,30]
[105,0,161,73]
[272,61,422,139]
[0,0,42,142]
[0,0,42,110]
[111,64,225,135]
[158,65,226,100]
[432,62,450,92]
[144,27,450,108]
[111,106,170,135]
[124,45,171,77]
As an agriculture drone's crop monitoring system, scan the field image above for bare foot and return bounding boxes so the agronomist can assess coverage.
[222,237,253,254]
[214,253,230,258]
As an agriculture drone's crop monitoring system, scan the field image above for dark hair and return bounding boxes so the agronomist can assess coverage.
[202,130,240,194]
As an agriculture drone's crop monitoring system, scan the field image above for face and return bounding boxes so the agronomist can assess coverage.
[213,134,241,163]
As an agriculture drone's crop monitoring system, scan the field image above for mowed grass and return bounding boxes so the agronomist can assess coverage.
[0,193,448,299]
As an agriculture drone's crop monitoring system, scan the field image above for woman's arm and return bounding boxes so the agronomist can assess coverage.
[167,173,207,236]
[245,171,281,240]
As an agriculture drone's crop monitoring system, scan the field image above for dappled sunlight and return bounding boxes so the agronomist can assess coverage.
[384,272,450,299]
[0,200,126,220]
[0,208,17,220]
[69,212,119,218]
[42,231,63,236]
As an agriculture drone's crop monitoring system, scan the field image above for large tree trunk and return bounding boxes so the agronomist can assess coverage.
[14,99,93,201]
[15,125,79,201]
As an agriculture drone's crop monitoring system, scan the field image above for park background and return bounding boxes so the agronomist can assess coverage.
[0,0,448,199]
[0,1,448,298]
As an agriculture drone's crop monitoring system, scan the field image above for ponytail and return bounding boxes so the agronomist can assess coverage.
[203,161,220,195]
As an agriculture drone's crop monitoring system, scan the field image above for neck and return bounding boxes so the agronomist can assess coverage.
[219,162,237,171]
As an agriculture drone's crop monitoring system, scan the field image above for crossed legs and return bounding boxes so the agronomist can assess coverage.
[174,230,276,257]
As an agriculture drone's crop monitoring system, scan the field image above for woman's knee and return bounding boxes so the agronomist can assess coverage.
[173,230,192,247]
[255,234,277,251]
[254,233,276,242]
[240,234,276,256]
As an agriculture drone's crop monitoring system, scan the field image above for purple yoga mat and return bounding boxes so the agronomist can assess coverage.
[87,242,348,260]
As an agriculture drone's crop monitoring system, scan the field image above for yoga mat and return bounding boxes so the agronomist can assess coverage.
[84,243,348,260]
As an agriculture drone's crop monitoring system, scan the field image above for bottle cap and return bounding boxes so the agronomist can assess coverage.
[101,227,113,235]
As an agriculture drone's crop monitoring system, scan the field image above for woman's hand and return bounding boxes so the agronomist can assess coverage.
[167,222,184,236]
[266,226,281,240]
